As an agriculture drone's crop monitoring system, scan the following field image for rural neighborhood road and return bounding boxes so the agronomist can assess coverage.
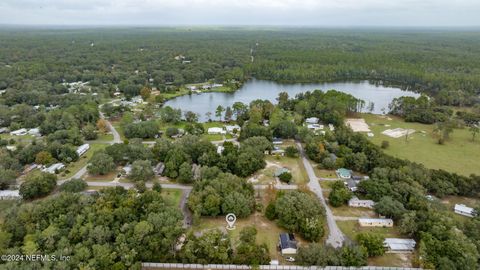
[296,142,345,248]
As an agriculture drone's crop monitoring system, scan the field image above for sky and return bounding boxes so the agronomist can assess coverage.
[1,0,480,27]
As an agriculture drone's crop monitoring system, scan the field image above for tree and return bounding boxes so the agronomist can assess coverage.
[215,105,225,121]
[19,172,57,200]
[328,180,352,207]
[381,140,389,149]
[152,181,162,192]
[278,172,292,183]
[35,151,54,165]
[140,86,151,100]
[272,120,297,138]
[82,124,98,140]
[87,150,115,175]
[273,191,325,241]
[59,178,87,193]
[374,196,406,220]
[178,162,193,183]
[184,111,198,123]
[224,106,233,122]
[433,119,455,144]
[96,118,110,133]
[181,229,232,264]
[0,169,16,190]
[129,160,154,182]
[234,227,270,265]
[285,146,299,157]
[221,192,252,218]
[470,125,479,142]
[166,127,179,138]
[356,233,385,257]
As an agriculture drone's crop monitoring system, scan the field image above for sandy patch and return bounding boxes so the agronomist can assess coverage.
[345,118,371,132]
[382,128,415,138]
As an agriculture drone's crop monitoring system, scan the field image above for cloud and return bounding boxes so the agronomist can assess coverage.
[0,0,479,26]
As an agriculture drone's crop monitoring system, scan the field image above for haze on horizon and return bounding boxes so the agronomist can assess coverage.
[0,0,480,27]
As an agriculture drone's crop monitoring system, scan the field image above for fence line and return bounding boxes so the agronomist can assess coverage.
[142,262,422,270]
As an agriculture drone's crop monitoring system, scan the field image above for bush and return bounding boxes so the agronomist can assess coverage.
[356,233,385,257]
[381,140,389,149]
[285,146,299,157]
[278,172,293,183]
[59,178,87,193]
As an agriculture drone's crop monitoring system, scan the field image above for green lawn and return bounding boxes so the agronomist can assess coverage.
[192,213,297,261]
[59,144,107,180]
[95,133,114,142]
[363,114,480,176]
[266,155,309,184]
[162,189,183,207]
[368,253,414,268]
[337,220,401,241]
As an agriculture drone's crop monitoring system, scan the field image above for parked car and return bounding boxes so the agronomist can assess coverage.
[285,257,295,262]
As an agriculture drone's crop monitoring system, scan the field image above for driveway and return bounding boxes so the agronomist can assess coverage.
[296,142,345,248]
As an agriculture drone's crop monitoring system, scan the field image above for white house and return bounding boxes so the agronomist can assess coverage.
[348,197,375,208]
[10,128,27,136]
[384,238,416,253]
[358,218,393,227]
[0,190,21,200]
[76,143,90,156]
[6,145,17,152]
[207,127,226,135]
[27,128,41,136]
[279,233,297,255]
[454,204,475,217]
[225,125,240,134]
[305,117,319,124]
[42,163,65,174]
[307,124,324,131]
[0,127,9,134]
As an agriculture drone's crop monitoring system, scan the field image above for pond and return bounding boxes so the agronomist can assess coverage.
[164,79,420,122]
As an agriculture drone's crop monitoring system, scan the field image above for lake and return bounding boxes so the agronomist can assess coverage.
[164,79,420,122]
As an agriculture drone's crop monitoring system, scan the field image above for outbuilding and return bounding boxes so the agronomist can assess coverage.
[0,190,21,200]
[76,143,90,156]
[42,163,65,174]
[207,127,226,135]
[384,238,416,253]
[279,233,297,255]
[305,117,319,124]
[348,197,375,208]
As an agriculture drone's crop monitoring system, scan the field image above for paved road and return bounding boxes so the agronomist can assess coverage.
[296,142,345,248]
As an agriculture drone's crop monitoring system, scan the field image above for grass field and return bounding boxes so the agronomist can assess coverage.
[363,114,480,176]
[330,205,376,218]
[337,220,401,241]
[59,143,107,180]
[266,155,309,184]
[192,213,298,261]
[162,189,183,207]
[368,253,414,268]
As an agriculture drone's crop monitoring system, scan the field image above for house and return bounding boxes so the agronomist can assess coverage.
[42,163,65,174]
[27,128,41,136]
[348,197,375,208]
[131,96,144,104]
[307,124,324,131]
[279,233,297,255]
[336,168,352,179]
[76,143,90,156]
[153,162,165,176]
[384,238,416,253]
[272,138,283,145]
[0,190,21,200]
[270,146,285,156]
[274,167,290,177]
[207,127,226,135]
[202,85,211,90]
[122,164,132,176]
[305,117,319,124]
[454,204,475,217]
[6,145,17,152]
[225,125,240,134]
[212,83,223,88]
[10,128,27,136]
[0,127,9,134]
[187,86,197,91]
[358,218,394,227]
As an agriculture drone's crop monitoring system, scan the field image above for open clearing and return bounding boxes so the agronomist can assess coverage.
[345,118,371,132]
[368,253,414,268]
[192,213,300,261]
[363,114,480,176]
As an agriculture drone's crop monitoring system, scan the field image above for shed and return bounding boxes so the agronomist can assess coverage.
[384,238,416,253]
[76,143,90,156]
[0,190,21,200]
[207,127,226,135]
[279,233,297,255]
[305,117,319,124]
[348,197,375,208]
